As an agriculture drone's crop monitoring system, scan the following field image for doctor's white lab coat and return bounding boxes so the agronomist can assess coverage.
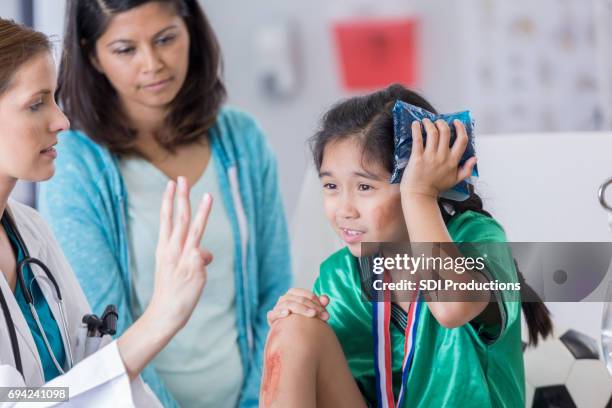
[0,199,161,407]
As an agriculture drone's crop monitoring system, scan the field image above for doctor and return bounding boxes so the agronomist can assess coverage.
[0,18,213,406]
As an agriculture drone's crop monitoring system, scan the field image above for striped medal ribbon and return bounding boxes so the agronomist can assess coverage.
[372,291,421,408]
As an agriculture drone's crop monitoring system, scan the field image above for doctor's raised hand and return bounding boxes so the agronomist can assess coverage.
[118,177,213,379]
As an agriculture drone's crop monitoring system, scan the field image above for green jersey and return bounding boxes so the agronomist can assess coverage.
[313,211,524,408]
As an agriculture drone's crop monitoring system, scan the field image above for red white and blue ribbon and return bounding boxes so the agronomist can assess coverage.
[372,293,421,408]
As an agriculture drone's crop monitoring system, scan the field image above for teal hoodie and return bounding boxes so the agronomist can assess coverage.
[38,107,292,407]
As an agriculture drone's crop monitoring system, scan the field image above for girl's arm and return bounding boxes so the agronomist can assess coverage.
[400,119,489,328]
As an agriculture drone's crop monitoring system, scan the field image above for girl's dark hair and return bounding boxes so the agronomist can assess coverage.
[311,83,552,346]
[57,0,226,155]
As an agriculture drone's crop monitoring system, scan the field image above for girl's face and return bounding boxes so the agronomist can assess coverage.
[320,138,409,257]
[0,52,69,182]
[92,2,190,115]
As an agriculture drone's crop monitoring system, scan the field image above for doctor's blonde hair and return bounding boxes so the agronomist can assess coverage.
[0,18,51,96]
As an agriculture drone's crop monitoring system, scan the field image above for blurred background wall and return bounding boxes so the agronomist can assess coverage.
[0,1,20,21]
[28,0,612,216]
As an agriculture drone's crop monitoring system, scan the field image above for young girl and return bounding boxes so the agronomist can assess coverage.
[261,84,552,407]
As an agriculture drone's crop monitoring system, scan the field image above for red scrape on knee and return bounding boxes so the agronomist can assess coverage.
[261,349,282,407]
[261,325,285,406]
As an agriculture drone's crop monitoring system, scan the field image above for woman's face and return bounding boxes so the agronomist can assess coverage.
[92,2,190,115]
[0,52,69,182]
[320,138,410,257]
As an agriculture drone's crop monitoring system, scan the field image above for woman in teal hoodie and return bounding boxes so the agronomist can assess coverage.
[37,1,291,407]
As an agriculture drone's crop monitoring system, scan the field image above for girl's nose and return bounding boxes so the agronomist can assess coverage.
[337,194,359,219]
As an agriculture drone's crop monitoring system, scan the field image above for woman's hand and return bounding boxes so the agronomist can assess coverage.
[118,176,213,379]
[267,288,330,326]
[399,119,477,198]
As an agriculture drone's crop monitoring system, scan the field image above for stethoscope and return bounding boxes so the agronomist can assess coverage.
[0,212,74,377]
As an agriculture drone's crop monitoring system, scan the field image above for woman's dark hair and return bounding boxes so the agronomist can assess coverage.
[311,83,552,346]
[57,0,226,155]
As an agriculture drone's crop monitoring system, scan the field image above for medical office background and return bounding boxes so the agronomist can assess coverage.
[2,0,612,368]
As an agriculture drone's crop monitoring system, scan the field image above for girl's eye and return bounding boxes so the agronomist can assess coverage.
[28,101,43,112]
[323,183,337,190]
[358,184,373,191]
[156,35,176,45]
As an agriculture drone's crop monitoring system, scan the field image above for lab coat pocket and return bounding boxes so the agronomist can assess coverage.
[74,326,113,363]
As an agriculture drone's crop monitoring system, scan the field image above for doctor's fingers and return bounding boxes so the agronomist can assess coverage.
[183,192,213,252]
[158,180,177,246]
[170,176,192,251]
[182,247,213,273]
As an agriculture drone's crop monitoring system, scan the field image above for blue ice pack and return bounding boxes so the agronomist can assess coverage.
[390,100,478,201]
